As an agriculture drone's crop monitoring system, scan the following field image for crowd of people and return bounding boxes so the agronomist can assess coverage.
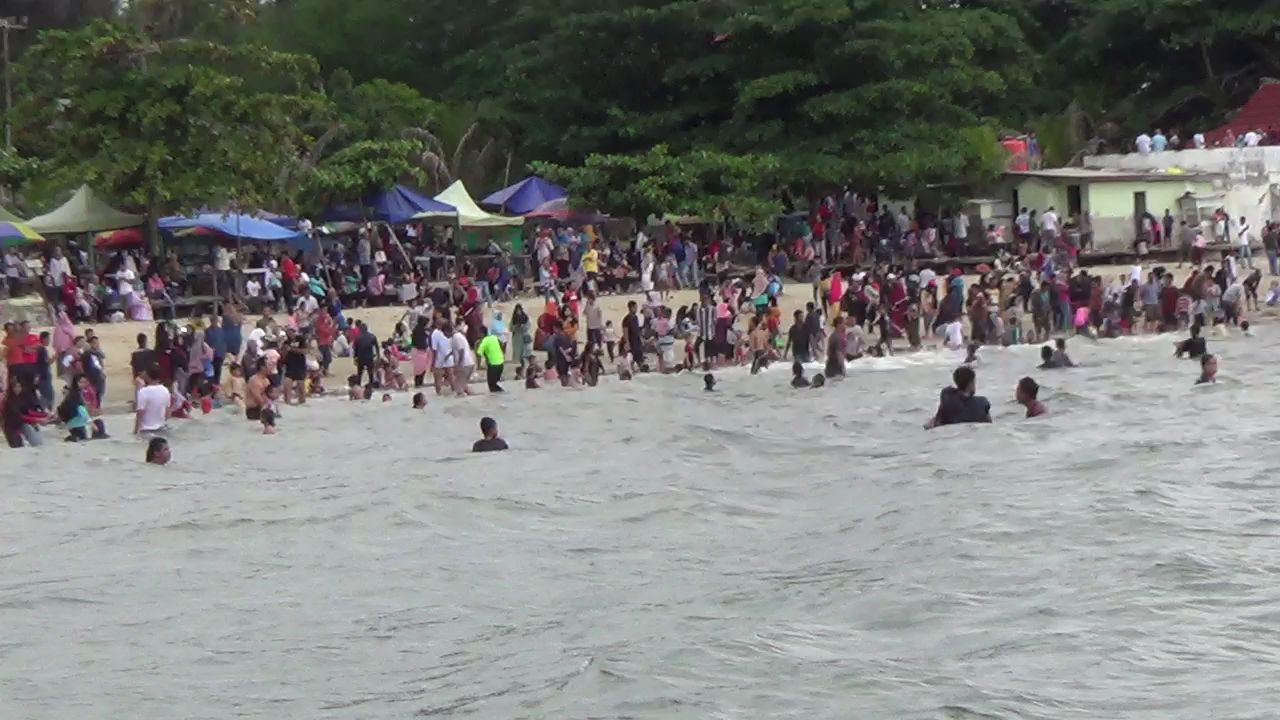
[1134,126,1278,153]
[2,188,1272,455]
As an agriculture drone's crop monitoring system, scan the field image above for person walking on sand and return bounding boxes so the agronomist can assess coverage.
[476,330,505,393]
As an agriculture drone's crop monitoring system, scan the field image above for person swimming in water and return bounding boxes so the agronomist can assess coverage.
[412,392,427,409]
[472,416,509,452]
[1051,338,1075,367]
[704,373,717,392]
[925,365,992,429]
[1038,345,1061,369]
[1196,353,1218,384]
[1175,322,1207,359]
[790,361,810,388]
[145,437,170,465]
[811,373,826,388]
[1016,376,1047,417]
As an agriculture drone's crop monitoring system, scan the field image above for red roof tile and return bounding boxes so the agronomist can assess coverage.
[1205,81,1280,144]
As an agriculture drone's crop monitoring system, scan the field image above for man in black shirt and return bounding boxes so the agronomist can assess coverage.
[352,320,378,385]
[472,416,509,452]
[623,300,643,366]
[925,365,992,429]
[785,309,811,362]
[1175,322,1207,359]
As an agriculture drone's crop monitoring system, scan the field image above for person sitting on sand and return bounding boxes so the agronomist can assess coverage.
[1196,353,1218,385]
[925,365,992,429]
[472,416,508,452]
[145,437,170,465]
[790,361,810,388]
[1016,376,1047,418]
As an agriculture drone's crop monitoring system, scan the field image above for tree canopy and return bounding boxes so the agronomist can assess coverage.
[8,0,1280,221]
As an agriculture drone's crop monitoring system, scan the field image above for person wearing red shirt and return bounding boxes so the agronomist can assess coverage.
[313,310,337,375]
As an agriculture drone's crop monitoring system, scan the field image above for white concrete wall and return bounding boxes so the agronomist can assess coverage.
[1085,147,1280,180]
[1086,148,1278,227]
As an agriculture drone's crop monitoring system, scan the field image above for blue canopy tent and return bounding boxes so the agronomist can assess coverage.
[481,176,567,215]
[159,213,307,248]
[321,184,456,224]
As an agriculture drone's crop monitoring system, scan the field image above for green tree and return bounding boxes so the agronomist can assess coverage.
[300,138,427,210]
[534,145,781,226]
[12,20,323,234]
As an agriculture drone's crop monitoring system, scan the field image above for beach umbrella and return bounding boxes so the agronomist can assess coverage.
[0,221,44,247]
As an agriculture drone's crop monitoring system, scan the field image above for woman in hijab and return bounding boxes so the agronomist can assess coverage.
[410,315,433,387]
[510,304,533,378]
[827,271,845,323]
[752,268,768,300]
[461,283,484,347]
[887,274,909,337]
[52,308,76,361]
[535,299,559,354]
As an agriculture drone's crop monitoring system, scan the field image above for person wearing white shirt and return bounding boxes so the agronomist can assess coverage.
[1193,132,1206,149]
[134,370,171,434]
[1014,208,1031,246]
[449,329,475,396]
[1041,207,1059,233]
[1238,217,1254,267]
[115,268,136,299]
[1245,130,1261,147]
[47,248,72,287]
[1135,133,1152,154]
[953,212,968,242]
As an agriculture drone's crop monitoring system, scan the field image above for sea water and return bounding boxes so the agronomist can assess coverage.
[4,333,1280,719]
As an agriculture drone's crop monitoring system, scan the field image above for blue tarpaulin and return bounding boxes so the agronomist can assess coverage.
[321,184,455,224]
[159,213,307,247]
[481,176,567,215]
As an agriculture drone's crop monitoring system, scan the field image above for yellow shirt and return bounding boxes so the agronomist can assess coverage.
[582,249,599,273]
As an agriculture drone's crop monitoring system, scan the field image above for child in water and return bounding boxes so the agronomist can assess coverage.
[260,407,277,435]
[224,362,246,407]
[604,321,618,361]
[524,358,542,388]
[347,374,361,400]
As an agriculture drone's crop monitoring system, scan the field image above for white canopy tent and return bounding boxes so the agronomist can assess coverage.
[414,180,521,227]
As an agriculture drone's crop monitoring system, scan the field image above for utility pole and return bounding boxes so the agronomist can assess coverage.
[1,17,27,150]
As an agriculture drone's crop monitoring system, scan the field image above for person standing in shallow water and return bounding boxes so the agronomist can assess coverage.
[925,365,991,429]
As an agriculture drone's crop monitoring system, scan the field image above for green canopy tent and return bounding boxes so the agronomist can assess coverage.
[27,185,144,235]
[0,205,26,224]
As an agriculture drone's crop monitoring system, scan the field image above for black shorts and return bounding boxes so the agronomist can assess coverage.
[245,407,262,421]
[285,367,306,382]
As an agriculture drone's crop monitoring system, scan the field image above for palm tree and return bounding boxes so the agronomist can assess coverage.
[403,102,513,194]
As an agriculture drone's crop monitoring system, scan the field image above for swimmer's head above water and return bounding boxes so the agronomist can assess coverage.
[412,392,427,409]
[811,373,826,388]
[145,437,170,465]
[1198,353,1218,383]
[703,373,716,391]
